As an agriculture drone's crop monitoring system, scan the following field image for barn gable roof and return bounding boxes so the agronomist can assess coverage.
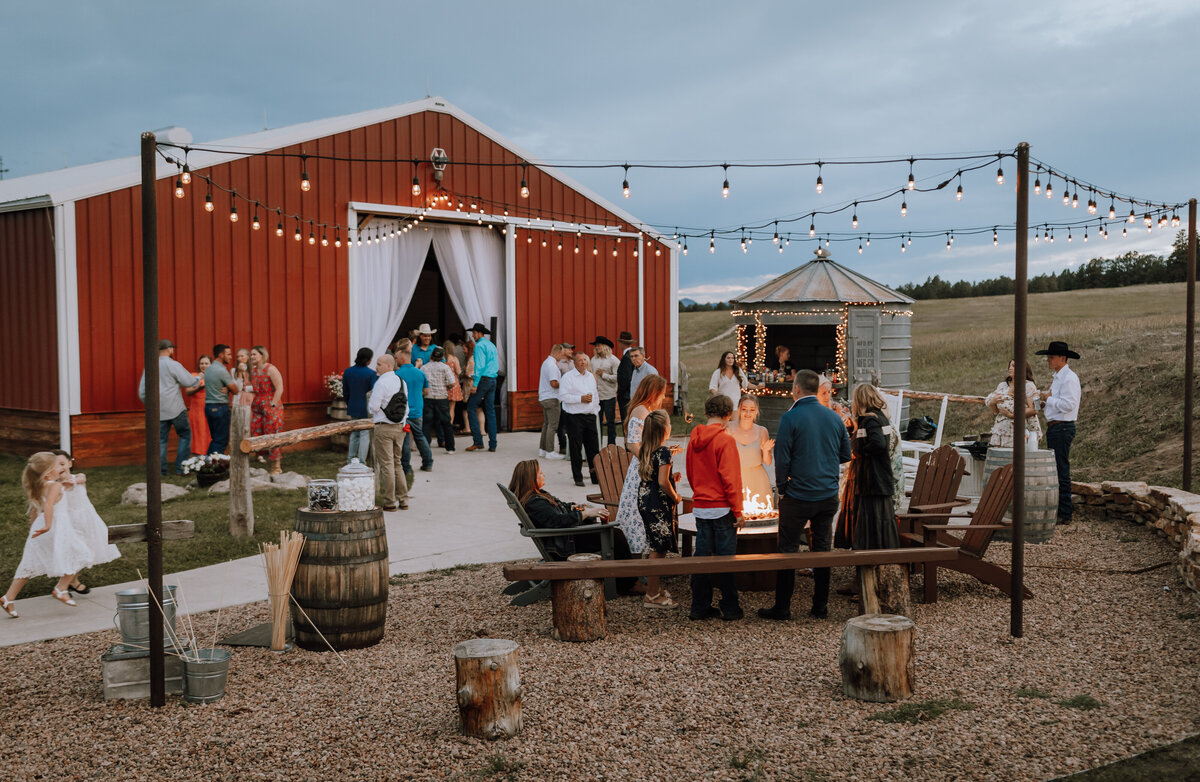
[0,97,667,240]
[734,248,914,305]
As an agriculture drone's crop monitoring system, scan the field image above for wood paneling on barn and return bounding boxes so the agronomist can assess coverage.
[70,402,331,465]
[0,208,58,412]
[0,409,59,457]
[69,108,673,435]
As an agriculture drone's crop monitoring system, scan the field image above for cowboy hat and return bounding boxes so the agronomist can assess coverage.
[589,335,615,349]
[417,323,437,335]
[1035,341,1080,360]
[468,322,492,335]
[158,339,174,350]
[617,330,635,343]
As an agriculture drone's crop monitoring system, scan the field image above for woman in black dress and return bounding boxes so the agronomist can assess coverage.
[836,383,901,551]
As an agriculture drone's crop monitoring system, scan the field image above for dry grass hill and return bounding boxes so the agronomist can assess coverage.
[678,282,1195,488]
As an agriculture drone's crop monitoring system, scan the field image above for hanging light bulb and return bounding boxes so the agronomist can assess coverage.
[955,172,963,201]
[824,236,830,247]
[321,231,329,247]
[1172,213,1180,227]
[993,228,999,246]
[612,244,618,257]
[946,234,952,250]
[1109,201,1116,220]
[772,222,779,244]
[778,242,784,254]
[174,178,185,198]
[740,234,746,252]
[900,239,906,253]
[556,238,563,251]
[682,240,688,255]
[1122,226,1128,238]
[900,200,907,217]
[574,243,580,254]
[520,163,530,198]
[527,231,533,244]
[1067,230,1073,242]
[996,163,1004,185]
[1071,191,1079,208]
[1063,187,1071,206]
[251,207,260,230]
[809,215,815,237]
[858,241,863,254]
[1128,208,1136,223]
[709,232,715,253]
[1144,212,1152,227]
[592,240,598,256]
[1034,175,1041,195]
[542,237,548,248]
[907,235,912,246]
[622,164,630,199]
[276,219,284,237]
[785,235,790,246]
[1088,197,1096,215]
[851,203,858,228]
[1083,229,1088,243]
[655,245,661,256]
[180,164,192,185]
[815,162,823,194]
[907,159,915,191]
[1159,213,1168,228]
[1046,177,1053,200]
[1049,230,1055,244]
[300,155,311,192]
[229,202,238,222]
[721,164,730,198]
[335,230,342,247]
[412,176,421,197]
[204,190,214,212]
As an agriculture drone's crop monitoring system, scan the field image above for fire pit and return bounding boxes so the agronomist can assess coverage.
[741,488,778,527]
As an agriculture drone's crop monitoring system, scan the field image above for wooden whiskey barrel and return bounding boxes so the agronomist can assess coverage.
[292,508,389,651]
[983,447,1058,544]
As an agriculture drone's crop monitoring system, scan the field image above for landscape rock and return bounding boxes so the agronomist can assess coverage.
[268,471,308,490]
[207,471,309,494]
[120,482,189,505]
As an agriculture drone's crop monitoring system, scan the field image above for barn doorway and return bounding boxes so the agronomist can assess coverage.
[389,244,466,349]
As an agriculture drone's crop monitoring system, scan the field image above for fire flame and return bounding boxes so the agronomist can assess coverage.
[742,487,776,519]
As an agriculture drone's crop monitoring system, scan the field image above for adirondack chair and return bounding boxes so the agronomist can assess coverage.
[585,444,632,509]
[896,444,971,537]
[497,483,618,606]
[904,463,1034,603]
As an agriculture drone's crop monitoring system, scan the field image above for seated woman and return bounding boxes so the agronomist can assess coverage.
[508,460,639,592]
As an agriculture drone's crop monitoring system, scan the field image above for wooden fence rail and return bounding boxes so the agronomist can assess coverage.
[240,418,373,453]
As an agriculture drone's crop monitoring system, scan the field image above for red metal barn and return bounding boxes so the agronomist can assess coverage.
[0,97,678,465]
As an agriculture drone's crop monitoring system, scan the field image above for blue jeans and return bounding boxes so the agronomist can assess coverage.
[690,513,740,614]
[347,422,370,463]
[204,403,231,454]
[424,399,454,452]
[159,411,191,475]
[467,376,498,450]
[1046,421,1076,520]
[402,414,433,472]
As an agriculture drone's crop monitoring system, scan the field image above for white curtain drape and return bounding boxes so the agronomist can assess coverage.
[430,224,506,367]
[352,224,432,360]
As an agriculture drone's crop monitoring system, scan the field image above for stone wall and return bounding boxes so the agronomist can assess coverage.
[1072,480,1200,595]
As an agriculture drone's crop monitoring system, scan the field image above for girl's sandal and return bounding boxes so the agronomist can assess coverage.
[1,596,17,618]
[52,588,77,607]
[643,592,677,609]
[69,582,90,595]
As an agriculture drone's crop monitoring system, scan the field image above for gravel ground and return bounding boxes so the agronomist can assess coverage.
[1,514,1198,782]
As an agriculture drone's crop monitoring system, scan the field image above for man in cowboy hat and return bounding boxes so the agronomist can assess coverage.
[589,335,620,446]
[412,323,438,368]
[1036,341,1082,524]
[465,322,499,452]
[615,330,637,424]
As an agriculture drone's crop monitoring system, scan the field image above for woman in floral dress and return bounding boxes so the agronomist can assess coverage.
[636,410,681,608]
[250,345,285,474]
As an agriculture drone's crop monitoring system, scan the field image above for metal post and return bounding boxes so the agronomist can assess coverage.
[1186,198,1196,492]
[1011,142,1030,638]
[140,132,165,706]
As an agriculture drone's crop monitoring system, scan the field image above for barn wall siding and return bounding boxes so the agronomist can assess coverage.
[62,108,671,460]
[0,208,58,413]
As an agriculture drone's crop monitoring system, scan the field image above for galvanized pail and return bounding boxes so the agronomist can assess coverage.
[113,585,179,648]
[183,648,232,704]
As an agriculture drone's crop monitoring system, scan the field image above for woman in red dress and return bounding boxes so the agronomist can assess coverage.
[249,345,285,474]
[186,354,212,455]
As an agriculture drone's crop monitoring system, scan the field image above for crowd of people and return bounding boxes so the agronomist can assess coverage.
[508,337,1084,622]
[137,340,285,475]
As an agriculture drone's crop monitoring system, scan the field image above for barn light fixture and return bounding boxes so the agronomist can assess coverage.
[815,162,824,194]
[430,148,448,183]
[622,164,630,199]
[721,164,730,198]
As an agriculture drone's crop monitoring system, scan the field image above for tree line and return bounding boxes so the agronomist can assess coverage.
[896,230,1194,300]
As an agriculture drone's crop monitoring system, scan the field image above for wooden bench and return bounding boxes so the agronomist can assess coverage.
[503,547,959,639]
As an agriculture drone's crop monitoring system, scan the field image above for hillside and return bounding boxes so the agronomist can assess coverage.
[678,282,1196,488]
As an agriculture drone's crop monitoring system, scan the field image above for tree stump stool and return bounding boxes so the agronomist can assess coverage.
[453,639,523,739]
[551,553,606,642]
[838,614,915,702]
[857,564,911,617]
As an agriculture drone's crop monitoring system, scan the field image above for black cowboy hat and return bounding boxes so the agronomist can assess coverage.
[617,330,635,343]
[589,335,614,349]
[1035,341,1080,360]
[468,322,492,335]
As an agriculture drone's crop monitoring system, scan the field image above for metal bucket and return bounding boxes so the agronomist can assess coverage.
[183,648,232,704]
[113,585,179,648]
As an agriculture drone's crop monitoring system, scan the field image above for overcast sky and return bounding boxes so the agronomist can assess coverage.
[2,0,1195,301]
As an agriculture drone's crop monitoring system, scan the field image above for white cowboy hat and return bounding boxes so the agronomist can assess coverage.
[417,323,437,335]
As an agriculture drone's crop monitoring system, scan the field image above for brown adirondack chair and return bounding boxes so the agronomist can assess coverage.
[585,444,632,509]
[896,444,971,536]
[905,462,1033,603]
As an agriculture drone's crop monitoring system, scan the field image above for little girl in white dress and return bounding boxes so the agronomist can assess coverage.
[1,451,119,618]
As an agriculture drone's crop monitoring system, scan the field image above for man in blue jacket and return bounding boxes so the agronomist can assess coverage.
[341,347,376,463]
[759,369,851,621]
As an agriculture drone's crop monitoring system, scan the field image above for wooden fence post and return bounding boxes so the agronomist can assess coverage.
[230,405,254,537]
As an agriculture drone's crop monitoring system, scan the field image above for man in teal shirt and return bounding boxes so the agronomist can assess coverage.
[465,322,499,451]
[394,339,433,481]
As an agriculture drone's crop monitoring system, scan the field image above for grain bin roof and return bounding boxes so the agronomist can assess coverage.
[733,248,914,305]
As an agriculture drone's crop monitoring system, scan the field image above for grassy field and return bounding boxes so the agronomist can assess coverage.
[679,282,1195,487]
[0,449,349,598]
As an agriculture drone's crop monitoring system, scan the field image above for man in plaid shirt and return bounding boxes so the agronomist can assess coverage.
[421,347,459,453]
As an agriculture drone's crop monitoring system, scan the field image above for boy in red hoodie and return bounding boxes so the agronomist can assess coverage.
[685,394,744,621]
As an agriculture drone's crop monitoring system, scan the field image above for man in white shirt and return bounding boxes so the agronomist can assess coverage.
[537,344,567,460]
[1037,341,1082,524]
[628,347,659,399]
[368,353,408,511]
[559,351,602,487]
[553,342,575,455]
